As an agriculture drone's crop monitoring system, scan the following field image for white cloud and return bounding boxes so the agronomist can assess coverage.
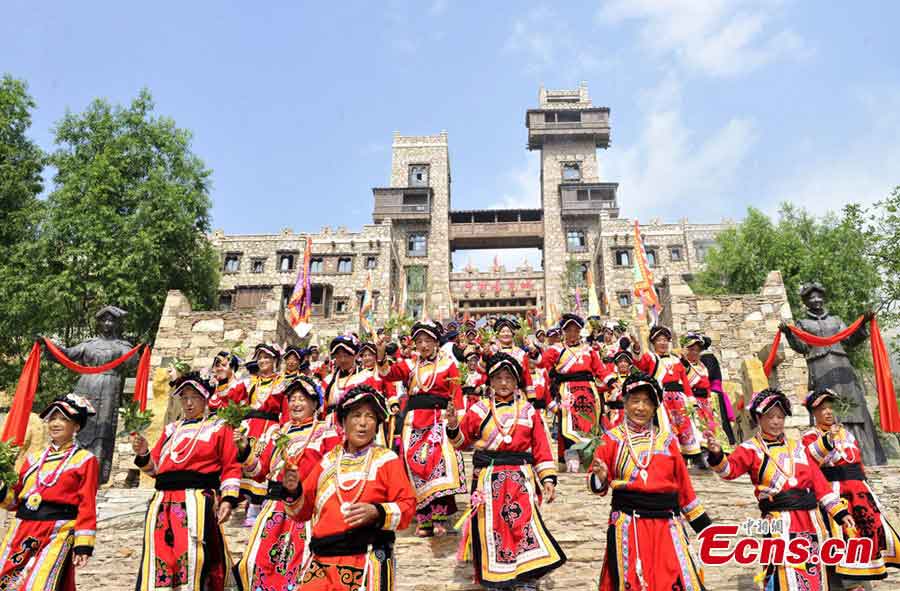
[490,152,541,209]
[504,4,618,76]
[604,73,758,218]
[763,86,900,215]
[597,0,812,77]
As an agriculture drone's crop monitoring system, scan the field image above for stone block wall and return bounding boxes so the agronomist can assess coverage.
[151,289,293,372]
[596,217,734,318]
[658,270,809,418]
[388,132,452,317]
[210,222,399,340]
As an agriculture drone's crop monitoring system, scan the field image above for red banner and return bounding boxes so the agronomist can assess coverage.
[763,316,900,432]
[1,339,152,445]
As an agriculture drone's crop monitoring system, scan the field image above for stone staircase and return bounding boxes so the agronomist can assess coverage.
[75,459,900,591]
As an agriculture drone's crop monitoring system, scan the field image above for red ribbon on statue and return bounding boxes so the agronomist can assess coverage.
[1,338,152,445]
[763,316,900,432]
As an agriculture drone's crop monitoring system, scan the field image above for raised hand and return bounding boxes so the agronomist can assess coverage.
[131,433,149,456]
[233,429,249,451]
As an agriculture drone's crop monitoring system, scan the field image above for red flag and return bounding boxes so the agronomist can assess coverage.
[1,342,41,445]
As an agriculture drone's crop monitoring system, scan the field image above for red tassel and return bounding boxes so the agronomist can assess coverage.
[43,338,141,374]
[1,342,42,445]
[762,315,900,433]
[133,345,151,412]
[870,319,900,432]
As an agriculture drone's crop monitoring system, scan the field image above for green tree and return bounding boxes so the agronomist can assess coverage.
[0,75,53,392]
[692,203,881,365]
[867,185,900,324]
[41,89,219,344]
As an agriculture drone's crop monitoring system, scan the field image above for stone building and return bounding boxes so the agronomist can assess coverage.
[209,82,732,333]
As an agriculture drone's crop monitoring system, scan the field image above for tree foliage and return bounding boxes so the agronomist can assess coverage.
[692,204,881,329]
[867,185,900,324]
[0,80,219,407]
[43,89,219,344]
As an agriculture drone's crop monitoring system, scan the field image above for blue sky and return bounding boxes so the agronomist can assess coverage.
[4,1,899,270]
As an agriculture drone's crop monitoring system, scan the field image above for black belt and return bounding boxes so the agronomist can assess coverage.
[472,450,533,468]
[16,501,78,521]
[405,394,449,411]
[693,388,709,398]
[530,399,547,410]
[310,528,395,557]
[155,470,220,491]
[611,490,679,518]
[821,463,866,482]
[246,410,280,421]
[606,400,624,409]
[758,489,817,513]
[462,386,479,395]
[663,382,683,392]
[553,371,594,384]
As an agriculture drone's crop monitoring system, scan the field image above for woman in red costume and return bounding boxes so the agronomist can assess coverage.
[0,394,98,591]
[680,332,732,458]
[228,344,288,525]
[598,348,634,430]
[707,389,856,591]
[236,376,337,591]
[376,320,466,537]
[802,388,900,588]
[589,372,711,591]
[633,325,701,460]
[541,313,605,473]
[132,372,241,591]
[208,350,242,412]
[282,385,416,591]
[461,345,487,415]
[447,353,565,591]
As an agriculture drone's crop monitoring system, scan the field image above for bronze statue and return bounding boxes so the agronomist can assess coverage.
[779,283,887,466]
[49,306,138,483]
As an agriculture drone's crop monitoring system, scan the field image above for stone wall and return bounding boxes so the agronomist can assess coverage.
[658,270,809,422]
[210,222,398,340]
[596,216,734,318]
[151,289,293,372]
[388,132,452,317]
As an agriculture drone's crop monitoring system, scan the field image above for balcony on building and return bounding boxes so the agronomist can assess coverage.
[559,182,619,217]
[448,208,543,249]
[372,187,433,222]
[526,108,611,150]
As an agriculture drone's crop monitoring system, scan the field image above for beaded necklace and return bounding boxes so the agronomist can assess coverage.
[622,419,655,484]
[168,417,207,465]
[335,444,375,516]
[489,392,520,445]
[24,442,79,511]
[413,354,438,393]
[754,433,798,487]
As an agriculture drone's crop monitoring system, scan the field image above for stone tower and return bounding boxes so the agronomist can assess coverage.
[373,131,452,319]
[527,83,615,317]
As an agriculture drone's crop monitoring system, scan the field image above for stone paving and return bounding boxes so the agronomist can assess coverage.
[55,460,900,591]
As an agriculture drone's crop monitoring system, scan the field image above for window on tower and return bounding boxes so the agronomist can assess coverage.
[614,249,631,267]
[562,162,581,182]
[566,229,587,252]
[407,232,427,257]
[408,165,429,187]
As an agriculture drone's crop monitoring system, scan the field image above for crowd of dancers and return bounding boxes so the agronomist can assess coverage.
[1,313,899,591]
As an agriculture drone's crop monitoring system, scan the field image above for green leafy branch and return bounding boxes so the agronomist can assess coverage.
[117,400,154,436]
[218,401,251,430]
